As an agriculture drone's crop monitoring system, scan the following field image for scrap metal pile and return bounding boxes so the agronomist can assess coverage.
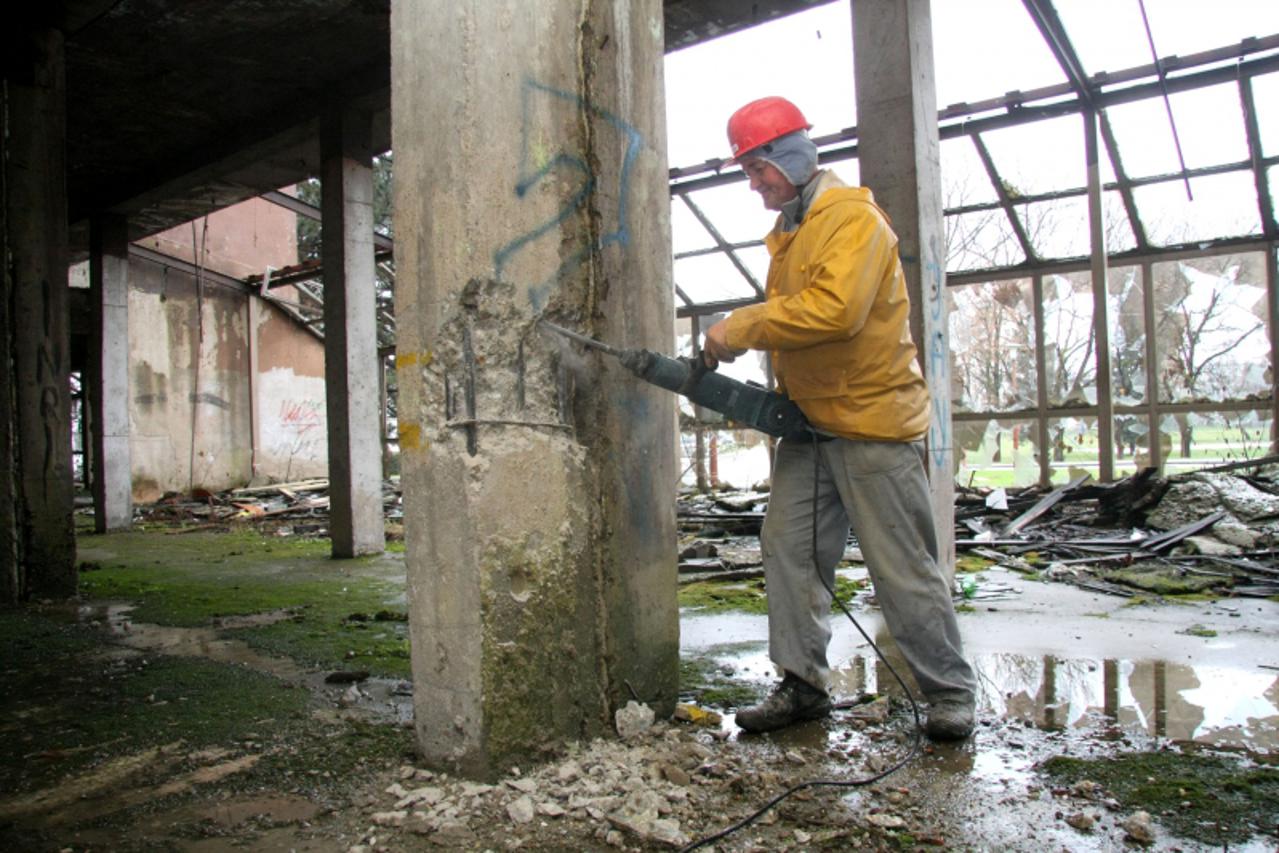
[678,457,1279,599]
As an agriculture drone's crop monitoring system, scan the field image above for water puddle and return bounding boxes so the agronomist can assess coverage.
[683,621,1279,757]
[77,603,413,725]
[80,603,306,680]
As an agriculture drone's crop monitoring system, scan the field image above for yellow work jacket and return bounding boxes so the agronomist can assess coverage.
[723,172,930,441]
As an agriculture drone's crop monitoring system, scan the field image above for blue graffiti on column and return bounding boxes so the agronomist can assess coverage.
[924,240,951,470]
[493,78,643,309]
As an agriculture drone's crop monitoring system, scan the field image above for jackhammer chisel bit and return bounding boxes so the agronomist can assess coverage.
[539,320,811,441]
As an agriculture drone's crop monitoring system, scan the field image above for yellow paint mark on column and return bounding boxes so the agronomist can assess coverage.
[396,350,432,369]
[399,422,427,453]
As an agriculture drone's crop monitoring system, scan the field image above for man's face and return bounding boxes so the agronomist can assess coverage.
[741,157,798,211]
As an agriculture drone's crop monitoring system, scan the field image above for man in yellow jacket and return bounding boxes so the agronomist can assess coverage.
[703,96,976,740]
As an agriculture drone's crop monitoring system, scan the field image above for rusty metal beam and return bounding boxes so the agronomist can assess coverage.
[971,132,1037,263]
[262,189,395,251]
[1239,75,1277,240]
[1022,0,1092,103]
[671,49,1279,200]
[944,156,1277,218]
[946,234,1275,286]
[1098,111,1148,251]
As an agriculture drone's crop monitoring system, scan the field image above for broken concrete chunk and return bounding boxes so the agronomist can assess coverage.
[506,795,535,824]
[866,812,905,829]
[394,786,445,809]
[1121,810,1156,845]
[615,700,655,739]
[1147,472,1279,532]
[505,777,537,794]
[1183,534,1242,556]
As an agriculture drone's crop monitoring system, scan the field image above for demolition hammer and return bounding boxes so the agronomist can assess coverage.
[540,321,812,440]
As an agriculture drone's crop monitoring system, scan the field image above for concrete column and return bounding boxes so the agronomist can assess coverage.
[321,107,386,558]
[851,0,954,573]
[89,214,133,532]
[1,26,76,601]
[392,0,677,775]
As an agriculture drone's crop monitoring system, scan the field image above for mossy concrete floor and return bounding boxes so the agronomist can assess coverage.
[1,524,1276,851]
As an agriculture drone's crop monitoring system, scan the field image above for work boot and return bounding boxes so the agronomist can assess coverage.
[925,698,975,741]
[735,673,832,733]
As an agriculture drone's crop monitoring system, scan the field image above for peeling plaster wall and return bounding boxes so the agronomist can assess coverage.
[129,262,252,500]
[126,198,326,501]
[255,294,328,482]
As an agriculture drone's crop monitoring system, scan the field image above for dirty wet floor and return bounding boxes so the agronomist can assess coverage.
[1,527,1276,851]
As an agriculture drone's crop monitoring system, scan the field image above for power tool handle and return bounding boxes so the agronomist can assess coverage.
[677,355,711,396]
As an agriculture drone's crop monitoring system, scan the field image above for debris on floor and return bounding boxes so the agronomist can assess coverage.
[678,457,1279,600]
[122,477,403,535]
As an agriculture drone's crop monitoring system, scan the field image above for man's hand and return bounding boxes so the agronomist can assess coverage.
[702,319,747,368]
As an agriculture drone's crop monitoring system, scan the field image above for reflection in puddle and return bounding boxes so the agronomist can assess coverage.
[80,603,306,679]
[76,603,413,725]
[690,635,1279,757]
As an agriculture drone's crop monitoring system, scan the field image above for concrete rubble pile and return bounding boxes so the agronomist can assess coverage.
[348,705,950,851]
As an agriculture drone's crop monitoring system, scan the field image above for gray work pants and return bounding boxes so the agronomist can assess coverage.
[760,436,976,703]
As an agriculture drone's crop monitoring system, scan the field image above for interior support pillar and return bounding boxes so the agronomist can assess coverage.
[321,106,385,558]
[851,0,955,575]
[1,25,76,601]
[1085,108,1114,482]
[392,0,677,776]
[89,214,133,532]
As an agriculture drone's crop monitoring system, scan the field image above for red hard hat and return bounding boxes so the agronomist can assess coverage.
[726,96,812,160]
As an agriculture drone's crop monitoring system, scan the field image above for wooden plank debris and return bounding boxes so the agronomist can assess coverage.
[1002,474,1090,537]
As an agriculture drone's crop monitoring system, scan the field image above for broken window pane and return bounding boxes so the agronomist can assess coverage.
[948,278,1037,414]
[1046,416,1098,485]
[676,183,776,245]
[982,114,1085,196]
[1135,171,1262,245]
[942,137,998,207]
[1018,197,1090,260]
[670,198,715,255]
[1161,409,1274,475]
[1108,266,1147,407]
[1104,191,1137,254]
[945,209,1026,272]
[1105,97,1186,179]
[953,417,1041,489]
[1152,253,1270,405]
[1112,413,1155,479]
[1254,71,1279,159]
[1103,84,1249,181]
[674,250,768,305]
[1044,272,1097,408]
[1270,166,1279,226]
[1053,1,1151,76]
[1168,83,1250,170]
[932,0,1065,109]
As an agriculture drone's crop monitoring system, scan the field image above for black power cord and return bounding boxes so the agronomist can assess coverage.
[679,432,924,852]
